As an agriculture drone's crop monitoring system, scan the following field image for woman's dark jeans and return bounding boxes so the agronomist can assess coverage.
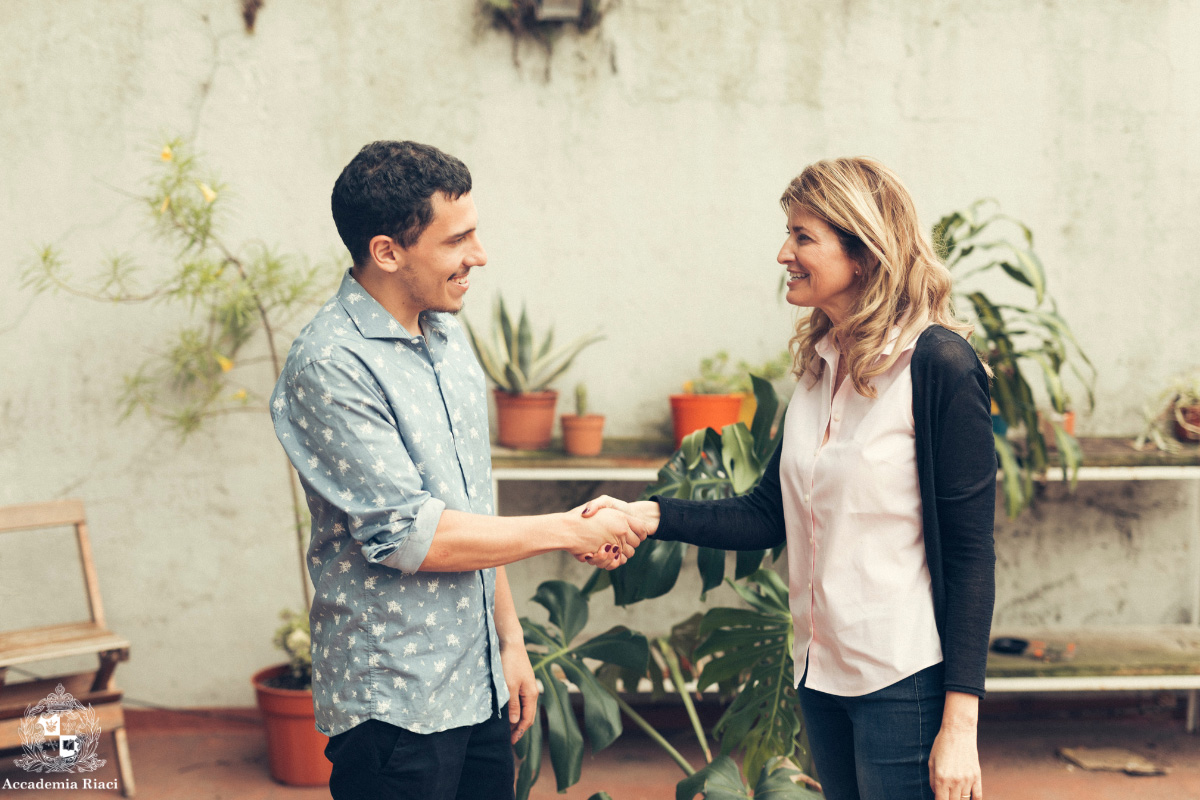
[797,662,945,800]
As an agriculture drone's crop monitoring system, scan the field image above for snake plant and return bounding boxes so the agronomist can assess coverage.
[465,295,603,394]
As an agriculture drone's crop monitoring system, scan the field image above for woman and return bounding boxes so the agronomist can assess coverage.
[584,158,995,800]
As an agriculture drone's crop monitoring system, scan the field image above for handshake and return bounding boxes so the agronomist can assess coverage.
[565,497,663,570]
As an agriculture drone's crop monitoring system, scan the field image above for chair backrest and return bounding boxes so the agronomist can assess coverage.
[0,499,105,629]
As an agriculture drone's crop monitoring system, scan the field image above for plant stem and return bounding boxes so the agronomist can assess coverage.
[657,639,712,763]
[604,687,695,776]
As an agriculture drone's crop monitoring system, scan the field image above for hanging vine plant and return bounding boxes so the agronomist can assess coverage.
[480,0,609,68]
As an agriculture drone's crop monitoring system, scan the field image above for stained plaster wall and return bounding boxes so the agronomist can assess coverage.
[1,0,1197,705]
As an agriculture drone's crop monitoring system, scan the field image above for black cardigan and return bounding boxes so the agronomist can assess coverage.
[653,325,996,697]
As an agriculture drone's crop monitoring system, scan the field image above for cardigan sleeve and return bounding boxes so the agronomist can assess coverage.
[926,336,997,697]
[650,440,787,551]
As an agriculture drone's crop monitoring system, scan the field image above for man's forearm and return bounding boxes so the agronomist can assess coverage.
[493,566,524,649]
[418,509,572,572]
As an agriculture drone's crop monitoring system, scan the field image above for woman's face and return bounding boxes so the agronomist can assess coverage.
[777,206,860,325]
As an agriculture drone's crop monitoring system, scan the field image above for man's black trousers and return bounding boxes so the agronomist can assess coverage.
[325,714,515,800]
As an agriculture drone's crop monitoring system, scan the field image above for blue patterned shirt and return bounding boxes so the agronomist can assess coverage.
[270,270,507,737]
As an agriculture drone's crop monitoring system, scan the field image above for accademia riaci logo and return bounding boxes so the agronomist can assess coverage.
[12,683,106,774]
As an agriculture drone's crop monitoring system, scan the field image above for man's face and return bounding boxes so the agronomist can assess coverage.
[394,191,487,315]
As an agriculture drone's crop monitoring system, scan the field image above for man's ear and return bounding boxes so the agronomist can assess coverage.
[367,235,404,274]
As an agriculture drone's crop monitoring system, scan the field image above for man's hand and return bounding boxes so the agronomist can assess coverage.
[575,497,661,565]
[564,504,647,570]
[500,641,538,744]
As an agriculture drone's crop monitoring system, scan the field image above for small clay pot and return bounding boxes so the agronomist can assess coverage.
[252,664,331,786]
[494,389,558,450]
[561,414,605,456]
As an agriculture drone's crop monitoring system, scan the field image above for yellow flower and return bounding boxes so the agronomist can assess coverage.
[682,380,695,394]
[215,354,233,372]
[158,195,170,215]
[198,182,217,204]
[160,145,173,162]
[233,389,248,401]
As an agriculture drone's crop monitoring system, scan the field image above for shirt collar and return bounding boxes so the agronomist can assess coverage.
[336,270,448,341]
[815,319,917,365]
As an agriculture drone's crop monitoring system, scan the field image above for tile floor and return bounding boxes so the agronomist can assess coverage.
[4,704,1200,799]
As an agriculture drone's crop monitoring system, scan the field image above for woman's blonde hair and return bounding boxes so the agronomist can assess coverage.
[780,157,975,396]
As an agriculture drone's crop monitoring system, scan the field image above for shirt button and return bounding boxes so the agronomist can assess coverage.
[804,494,811,504]
[833,413,841,422]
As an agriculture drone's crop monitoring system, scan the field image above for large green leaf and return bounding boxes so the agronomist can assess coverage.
[533,580,589,644]
[694,570,802,781]
[675,755,821,800]
[994,433,1029,517]
[518,581,650,796]
[609,381,786,606]
[720,424,760,495]
[513,700,543,800]
[516,306,533,380]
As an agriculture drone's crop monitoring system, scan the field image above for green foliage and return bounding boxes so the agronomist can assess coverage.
[516,580,649,798]
[20,137,335,607]
[1137,370,1200,452]
[687,350,791,395]
[273,609,312,688]
[694,570,803,782]
[575,382,589,416]
[21,138,332,438]
[610,375,784,605]
[675,755,822,800]
[464,295,603,394]
[933,199,1095,515]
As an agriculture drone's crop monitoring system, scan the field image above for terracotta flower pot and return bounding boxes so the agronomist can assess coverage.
[669,394,743,448]
[1174,404,1200,443]
[252,664,331,787]
[494,389,558,450]
[561,414,606,456]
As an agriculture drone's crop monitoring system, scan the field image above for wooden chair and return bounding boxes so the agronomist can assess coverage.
[0,499,135,796]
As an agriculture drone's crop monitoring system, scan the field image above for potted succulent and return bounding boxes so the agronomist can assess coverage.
[561,382,605,456]
[669,351,744,448]
[1137,372,1200,451]
[465,296,603,450]
[251,611,330,786]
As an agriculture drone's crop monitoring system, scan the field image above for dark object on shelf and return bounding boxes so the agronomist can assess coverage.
[990,637,1029,655]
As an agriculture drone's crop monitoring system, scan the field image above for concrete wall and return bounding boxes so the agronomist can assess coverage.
[1,0,1197,705]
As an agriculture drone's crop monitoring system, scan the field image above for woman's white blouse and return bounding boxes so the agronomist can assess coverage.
[780,326,943,697]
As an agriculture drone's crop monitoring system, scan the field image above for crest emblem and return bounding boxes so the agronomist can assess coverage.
[14,683,106,773]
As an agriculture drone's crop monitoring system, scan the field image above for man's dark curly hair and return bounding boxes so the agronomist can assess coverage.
[331,141,472,266]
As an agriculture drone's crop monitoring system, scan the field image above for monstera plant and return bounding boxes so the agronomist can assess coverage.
[538,377,823,797]
[590,375,784,606]
[515,581,649,799]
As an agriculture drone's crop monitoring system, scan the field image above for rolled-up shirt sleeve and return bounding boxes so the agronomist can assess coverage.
[274,357,444,573]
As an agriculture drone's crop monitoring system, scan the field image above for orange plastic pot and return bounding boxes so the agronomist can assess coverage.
[252,664,332,787]
[495,389,558,450]
[669,394,743,448]
[561,414,606,456]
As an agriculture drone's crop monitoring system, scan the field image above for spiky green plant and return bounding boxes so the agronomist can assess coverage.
[21,138,335,606]
[464,296,603,394]
[575,382,589,416]
[933,199,1095,516]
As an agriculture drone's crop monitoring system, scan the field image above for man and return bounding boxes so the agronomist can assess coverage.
[270,141,643,800]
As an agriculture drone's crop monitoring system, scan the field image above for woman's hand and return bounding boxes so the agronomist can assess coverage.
[929,691,983,800]
[576,497,661,565]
